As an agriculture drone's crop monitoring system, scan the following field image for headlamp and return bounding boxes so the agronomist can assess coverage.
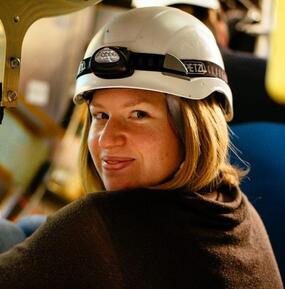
[77,46,228,83]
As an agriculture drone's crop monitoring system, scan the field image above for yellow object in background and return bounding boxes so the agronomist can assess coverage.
[0,20,6,89]
[266,0,285,104]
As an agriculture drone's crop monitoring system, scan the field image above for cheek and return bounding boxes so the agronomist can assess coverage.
[151,125,182,166]
[134,129,159,148]
[137,128,181,185]
[137,127,177,162]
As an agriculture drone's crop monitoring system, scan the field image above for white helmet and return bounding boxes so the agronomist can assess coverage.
[74,7,233,121]
[132,0,220,9]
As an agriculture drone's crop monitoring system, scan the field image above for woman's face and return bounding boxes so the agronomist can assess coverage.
[88,88,183,191]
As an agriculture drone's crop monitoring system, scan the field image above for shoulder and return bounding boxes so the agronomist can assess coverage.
[46,188,163,225]
[48,185,253,231]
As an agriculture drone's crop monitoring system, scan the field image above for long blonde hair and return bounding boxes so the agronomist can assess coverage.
[79,93,244,193]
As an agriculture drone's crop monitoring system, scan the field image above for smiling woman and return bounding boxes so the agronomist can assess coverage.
[85,89,182,191]
[80,88,234,195]
[0,6,283,289]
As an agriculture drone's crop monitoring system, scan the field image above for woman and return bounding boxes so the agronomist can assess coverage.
[0,7,283,289]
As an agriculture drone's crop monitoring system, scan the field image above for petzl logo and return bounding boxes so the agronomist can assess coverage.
[185,61,207,75]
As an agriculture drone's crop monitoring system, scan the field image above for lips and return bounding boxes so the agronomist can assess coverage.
[102,156,135,171]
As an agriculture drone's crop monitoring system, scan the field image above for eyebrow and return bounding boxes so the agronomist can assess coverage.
[89,99,155,109]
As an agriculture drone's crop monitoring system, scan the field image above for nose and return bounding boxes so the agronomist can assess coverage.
[98,117,126,149]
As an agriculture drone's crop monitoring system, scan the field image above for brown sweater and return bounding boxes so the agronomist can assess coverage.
[0,185,283,289]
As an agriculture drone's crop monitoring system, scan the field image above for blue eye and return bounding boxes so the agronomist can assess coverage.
[93,112,109,120]
[131,110,149,119]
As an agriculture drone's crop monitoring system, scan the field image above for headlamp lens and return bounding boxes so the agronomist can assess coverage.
[90,47,132,79]
[94,47,120,64]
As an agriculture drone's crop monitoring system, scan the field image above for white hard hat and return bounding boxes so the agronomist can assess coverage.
[132,0,220,9]
[74,7,233,121]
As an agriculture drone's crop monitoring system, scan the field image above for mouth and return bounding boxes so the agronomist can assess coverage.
[102,156,135,171]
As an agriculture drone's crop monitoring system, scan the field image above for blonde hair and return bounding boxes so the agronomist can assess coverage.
[79,93,244,193]
[79,110,104,193]
[154,94,244,192]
